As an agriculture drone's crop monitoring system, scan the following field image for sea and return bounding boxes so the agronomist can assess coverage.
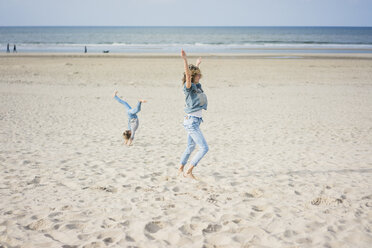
[1,26,372,54]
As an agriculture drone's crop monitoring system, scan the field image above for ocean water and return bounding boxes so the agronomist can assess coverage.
[1,26,372,53]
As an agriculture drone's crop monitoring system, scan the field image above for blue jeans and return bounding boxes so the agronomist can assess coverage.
[129,118,139,140]
[180,116,209,167]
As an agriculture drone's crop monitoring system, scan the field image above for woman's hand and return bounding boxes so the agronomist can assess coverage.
[113,90,118,98]
[182,49,191,88]
[196,57,202,67]
[181,49,187,60]
[139,99,147,103]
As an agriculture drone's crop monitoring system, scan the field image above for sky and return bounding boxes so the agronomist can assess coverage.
[0,0,371,26]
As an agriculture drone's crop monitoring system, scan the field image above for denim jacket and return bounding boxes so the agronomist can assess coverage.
[183,83,208,114]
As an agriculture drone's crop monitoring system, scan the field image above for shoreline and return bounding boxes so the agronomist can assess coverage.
[1,52,372,60]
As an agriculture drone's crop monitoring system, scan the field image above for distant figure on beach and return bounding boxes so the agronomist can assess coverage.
[6,43,10,53]
[113,91,147,146]
[178,49,208,180]
[13,44,17,53]
[103,50,109,53]
[84,46,87,53]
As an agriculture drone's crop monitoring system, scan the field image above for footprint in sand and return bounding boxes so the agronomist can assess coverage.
[155,196,165,201]
[296,237,313,245]
[362,194,372,200]
[94,186,117,193]
[311,196,343,206]
[252,205,266,212]
[202,224,222,234]
[119,220,130,228]
[27,176,41,185]
[283,229,297,238]
[161,203,175,210]
[65,223,82,230]
[82,241,104,248]
[125,234,135,242]
[167,162,175,167]
[48,212,63,218]
[25,219,51,231]
[23,160,31,165]
[131,197,140,203]
[77,234,90,241]
[206,194,218,204]
[179,224,193,236]
[145,221,164,234]
[53,224,61,230]
[103,237,114,245]
[241,189,264,198]
[44,234,60,243]
[135,186,142,192]
[145,233,155,240]
[61,205,72,210]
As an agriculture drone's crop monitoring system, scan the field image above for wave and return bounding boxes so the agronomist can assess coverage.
[6,42,372,48]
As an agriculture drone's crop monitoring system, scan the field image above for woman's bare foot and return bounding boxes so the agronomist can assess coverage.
[184,165,197,180]
[178,165,184,176]
[184,171,197,180]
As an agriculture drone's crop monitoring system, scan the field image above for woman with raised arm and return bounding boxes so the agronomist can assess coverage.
[179,49,209,179]
[112,90,147,146]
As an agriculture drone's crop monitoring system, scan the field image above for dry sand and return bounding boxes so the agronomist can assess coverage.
[0,53,372,247]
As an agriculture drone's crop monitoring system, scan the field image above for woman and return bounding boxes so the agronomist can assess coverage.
[179,49,209,179]
[113,90,147,146]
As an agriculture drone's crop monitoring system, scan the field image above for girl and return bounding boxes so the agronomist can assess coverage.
[179,49,209,179]
[113,90,147,146]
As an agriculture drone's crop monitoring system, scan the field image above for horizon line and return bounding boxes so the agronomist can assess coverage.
[1,25,372,28]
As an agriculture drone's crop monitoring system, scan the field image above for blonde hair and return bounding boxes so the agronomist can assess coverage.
[123,130,132,141]
[182,64,202,84]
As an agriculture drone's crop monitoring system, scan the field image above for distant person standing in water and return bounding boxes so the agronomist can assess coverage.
[84,46,87,53]
[6,43,10,53]
[178,49,209,180]
[13,44,17,53]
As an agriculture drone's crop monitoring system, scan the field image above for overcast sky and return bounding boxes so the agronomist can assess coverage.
[0,0,371,26]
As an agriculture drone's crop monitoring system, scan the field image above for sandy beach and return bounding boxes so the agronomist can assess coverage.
[0,53,372,247]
